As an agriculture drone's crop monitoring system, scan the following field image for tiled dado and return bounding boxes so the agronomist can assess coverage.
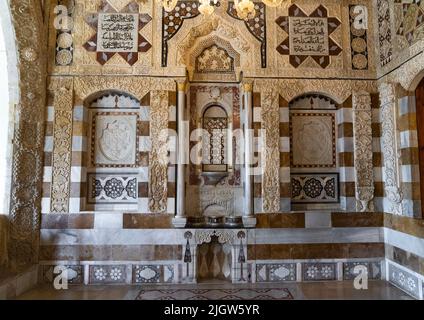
[255,260,382,282]
[40,264,176,285]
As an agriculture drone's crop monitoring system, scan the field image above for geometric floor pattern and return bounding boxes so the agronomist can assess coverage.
[135,288,293,300]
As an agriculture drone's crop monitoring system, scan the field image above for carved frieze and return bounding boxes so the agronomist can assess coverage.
[352,91,374,212]
[148,90,169,213]
[74,76,175,102]
[253,79,377,104]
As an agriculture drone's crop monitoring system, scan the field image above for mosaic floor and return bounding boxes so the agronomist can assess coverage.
[135,288,293,300]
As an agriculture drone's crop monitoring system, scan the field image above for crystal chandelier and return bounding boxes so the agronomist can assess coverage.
[161,0,287,20]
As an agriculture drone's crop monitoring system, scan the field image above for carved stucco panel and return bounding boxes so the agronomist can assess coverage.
[148,90,169,213]
[352,91,374,212]
[49,77,74,213]
[194,229,235,244]
[261,89,280,213]
[379,82,403,215]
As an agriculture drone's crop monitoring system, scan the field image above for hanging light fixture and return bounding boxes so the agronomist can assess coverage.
[162,0,178,12]
[159,0,289,18]
[234,0,256,20]
[198,0,215,16]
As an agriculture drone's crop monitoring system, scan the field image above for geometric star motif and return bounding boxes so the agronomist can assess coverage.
[83,0,152,66]
[276,4,342,68]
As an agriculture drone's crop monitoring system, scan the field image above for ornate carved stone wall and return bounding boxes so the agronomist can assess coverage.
[148,90,169,213]
[261,89,280,212]
[379,83,403,215]
[49,77,74,213]
[7,0,47,271]
[352,91,374,212]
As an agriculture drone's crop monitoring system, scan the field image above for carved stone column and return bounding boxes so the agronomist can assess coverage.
[149,90,169,213]
[352,91,374,212]
[242,82,256,227]
[50,77,74,213]
[173,81,188,227]
[261,88,280,213]
[379,83,403,215]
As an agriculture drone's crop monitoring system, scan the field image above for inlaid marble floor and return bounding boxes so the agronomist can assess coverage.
[15,280,413,300]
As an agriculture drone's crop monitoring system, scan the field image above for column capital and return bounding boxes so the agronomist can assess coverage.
[243,82,253,93]
[352,90,371,111]
[177,81,187,92]
[378,82,397,106]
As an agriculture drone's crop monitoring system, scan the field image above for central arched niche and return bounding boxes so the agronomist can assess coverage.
[185,83,243,226]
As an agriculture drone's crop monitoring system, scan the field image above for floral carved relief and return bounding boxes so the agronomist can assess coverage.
[49,77,74,213]
[148,90,169,213]
[261,89,280,212]
[352,91,374,212]
[379,83,403,215]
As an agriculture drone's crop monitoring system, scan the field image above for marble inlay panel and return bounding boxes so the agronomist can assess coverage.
[388,262,420,299]
[89,265,127,284]
[302,262,337,281]
[256,263,296,282]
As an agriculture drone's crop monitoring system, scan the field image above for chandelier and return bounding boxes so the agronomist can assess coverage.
[160,0,288,20]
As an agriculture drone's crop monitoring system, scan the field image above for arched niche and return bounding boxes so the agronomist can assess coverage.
[83,90,142,212]
[202,104,229,173]
[288,93,340,210]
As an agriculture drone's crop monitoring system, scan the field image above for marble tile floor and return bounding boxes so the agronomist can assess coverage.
[15,281,414,300]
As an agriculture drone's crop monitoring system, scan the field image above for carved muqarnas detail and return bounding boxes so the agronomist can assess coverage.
[195,45,234,74]
[83,0,152,65]
[276,4,342,68]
